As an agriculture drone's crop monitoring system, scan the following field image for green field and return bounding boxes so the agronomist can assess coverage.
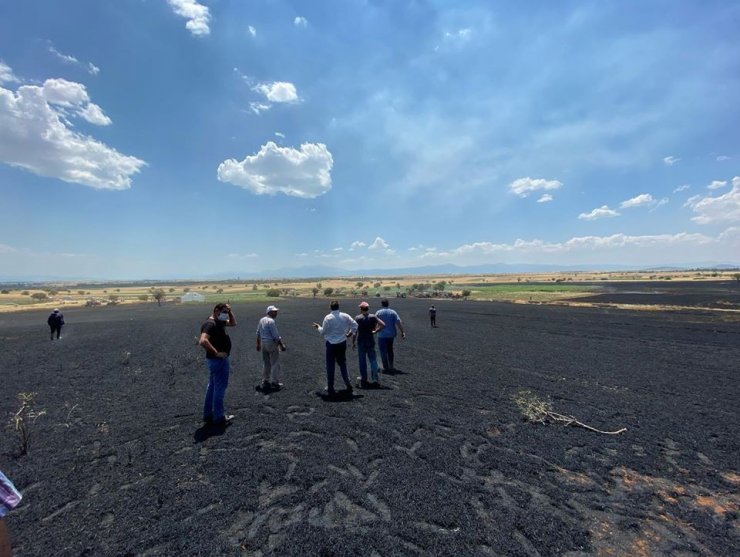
[463,283,598,302]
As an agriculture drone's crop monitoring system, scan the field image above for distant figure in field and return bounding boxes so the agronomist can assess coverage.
[375,299,406,372]
[313,300,358,396]
[256,305,287,391]
[429,305,437,328]
[353,301,385,388]
[0,470,22,557]
[198,303,236,426]
[47,308,64,340]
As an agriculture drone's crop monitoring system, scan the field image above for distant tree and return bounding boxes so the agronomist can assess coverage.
[152,289,166,306]
[109,295,119,301]
[434,281,446,291]
[323,287,334,297]
[1,290,9,294]
[356,282,364,288]
[312,287,319,298]
[316,283,322,289]
[169,288,175,293]
[383,286,391,291]
[77,290,85,295]
[216,288,223,294]
[734,273,740,283]
[183,287,190,293]
[395,282,401,290]
[252,284,258,290]
[30,292,48,300]
[461,289,472,298]
[115,288,120,292]
[373,282,381,288]
[21,291,29,296]
[48,289,59,296]
[266,289,281,297]
[138,294,149,301]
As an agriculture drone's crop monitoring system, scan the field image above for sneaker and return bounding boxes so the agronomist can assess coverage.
[260,381,271,390]
[358,377,370,389]
[270,382,283,390]
[202,416,213,424]
[369,381,381,389]
[213,414,234,426]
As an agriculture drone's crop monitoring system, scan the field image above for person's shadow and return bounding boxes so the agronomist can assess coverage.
[316,389,364,402]
[381,368,406,375]
[193,421,231,443]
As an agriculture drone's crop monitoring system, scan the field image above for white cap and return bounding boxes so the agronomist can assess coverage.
[266,305,279,313]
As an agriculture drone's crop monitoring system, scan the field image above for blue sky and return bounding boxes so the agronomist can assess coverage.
[1,0,739,279]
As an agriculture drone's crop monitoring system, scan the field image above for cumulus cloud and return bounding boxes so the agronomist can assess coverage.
[0,61,19,84]
[578,205,620,220]
[620,193,654,208]
[368,237,389,250]
[716,155,730,161]
[294,16,308,27]
[537,194,553,203]
[0,71,145,189]
[217,141,333,198]
[510,177,562,198]
[350,241,366,251]
[707,180,727,190]
[673,184,690,193]
[253,81,299,103]
[247,26,256,37]
[166,0,211,37]
[685,177,740,224]
[443,28,473,44]
[274,132,285,139]
[663,155,680,166]
[226,252,258,259]
[48,44,99,76]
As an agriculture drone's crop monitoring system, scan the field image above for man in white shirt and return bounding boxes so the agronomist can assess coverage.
[256,305,287,391]
[313,300,358,396]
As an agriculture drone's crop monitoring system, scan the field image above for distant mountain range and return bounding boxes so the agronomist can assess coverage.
[2,262,738,284]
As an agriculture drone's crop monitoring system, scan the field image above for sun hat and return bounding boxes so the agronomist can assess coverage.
[359,301,369,309]
[266,305,279,313]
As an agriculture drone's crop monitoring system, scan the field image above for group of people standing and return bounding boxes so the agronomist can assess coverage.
[197,298,408,426]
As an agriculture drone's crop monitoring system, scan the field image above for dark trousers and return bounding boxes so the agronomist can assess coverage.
[50,325,62,339]
[430,315,436,327]
[325,341,351,391]
[378,337,395,370]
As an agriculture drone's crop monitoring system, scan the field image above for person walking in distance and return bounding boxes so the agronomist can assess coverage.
[256,305,287,391]
[47,308,64,340]
[429,305,437,328]
[353,301,385,388]
[375,299,406,372]
[313,300,358,396]
[198,303,236,426]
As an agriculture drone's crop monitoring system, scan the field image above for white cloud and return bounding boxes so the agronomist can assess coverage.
[707,180,727,190]
[0,72,145,189]
[685,177,740,224]
[510,177,562,198]
[350,241,366,251]
[443,28,473,43]
[673,184,690,193]
[166,0,211,37]
[716,155,730,161]
[620,193,654,208]
[0,61,19,84]
[48,44,100,76]
[578,205,620,220]
[274,132,285,138]
[253,81,299,103]
[294,16,308,28]
[217,141,333,198]
[537,194,553,203]
[249,102,271,115]
[663,155,680,166]
[368,237,389,250]
[248,26,256,37]
[226,252,258,258]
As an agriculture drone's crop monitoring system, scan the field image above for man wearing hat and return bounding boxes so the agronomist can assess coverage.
[47,308,65,340]
[352,302,385,388]
[256,305,287,391]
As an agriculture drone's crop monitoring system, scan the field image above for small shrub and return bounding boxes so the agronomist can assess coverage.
[323,287,334,297]
[30,292,48,300]
[266,289,281,297]
[138,295,149,301]
[7,392,46,456]
[21,290,29,295]
[0,289,9,294]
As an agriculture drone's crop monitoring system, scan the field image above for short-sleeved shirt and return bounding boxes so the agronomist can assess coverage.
[354,313,379,344]
[429,307,436,316]
[376,308,401,338]
[0,471,22,518]
[256,316,281,342]
[201,319,231,359]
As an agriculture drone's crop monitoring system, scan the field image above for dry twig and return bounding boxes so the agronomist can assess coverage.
[513,390,626,435]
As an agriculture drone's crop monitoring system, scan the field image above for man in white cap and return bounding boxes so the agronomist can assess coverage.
[47,308,64,340]
[256,305,287,391]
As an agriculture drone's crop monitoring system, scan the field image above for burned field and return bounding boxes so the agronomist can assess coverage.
[1,298,738,556]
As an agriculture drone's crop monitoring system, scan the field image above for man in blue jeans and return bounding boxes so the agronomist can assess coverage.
[352,301,385,388]
[198,303,237,425]
[313,300,358,396]
[375,298,406,372]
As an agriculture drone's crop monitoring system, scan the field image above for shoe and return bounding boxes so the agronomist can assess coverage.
[270,382,283,389]
[358,377,370,389]
[326,387,336,397]
[202,416,213,424]
[260,381,270,390]
[369,382,381,389]
[213,414,234,426]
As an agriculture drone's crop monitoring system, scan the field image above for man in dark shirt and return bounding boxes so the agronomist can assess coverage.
[198,303,236,426]
[47,308,64,340]
[429,305,437,328]
[352,301,385,388]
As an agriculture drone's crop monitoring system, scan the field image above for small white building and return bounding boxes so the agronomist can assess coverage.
[181,292,205,303]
